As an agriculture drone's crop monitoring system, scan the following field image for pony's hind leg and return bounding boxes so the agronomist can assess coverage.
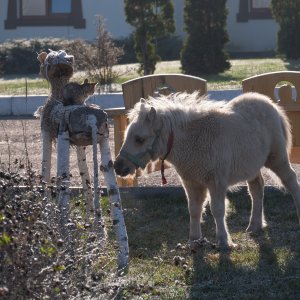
[268,160,300,223]
[246,170,266,232]
[183,182,208,244]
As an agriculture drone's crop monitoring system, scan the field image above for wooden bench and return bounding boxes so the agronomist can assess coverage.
[106,74,207,186]
[242,71,300,163]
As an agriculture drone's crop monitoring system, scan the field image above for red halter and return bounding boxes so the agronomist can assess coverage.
[161,130,174,185]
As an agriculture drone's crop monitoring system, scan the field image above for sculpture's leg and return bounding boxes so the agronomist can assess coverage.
[99,127,129,272]
[76,146,93,218]
[41,129,52,184]
[87,115,106,239]
[57,120,70,231]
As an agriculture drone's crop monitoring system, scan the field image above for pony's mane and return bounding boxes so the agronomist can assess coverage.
[127,92,227,128]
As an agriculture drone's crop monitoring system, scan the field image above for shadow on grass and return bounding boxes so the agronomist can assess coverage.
[204,73,240,86]
[189,189,300,299]
[122,188,300,299]
[122,194,190,258]
[284,59,300,71]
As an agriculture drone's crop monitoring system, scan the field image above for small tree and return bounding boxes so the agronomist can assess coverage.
[69,16,124,91]
[271,0,300,59]
[124,0,175,75]
[181,0,230,75]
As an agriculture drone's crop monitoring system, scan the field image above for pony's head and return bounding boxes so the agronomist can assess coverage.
[114,99,163,177]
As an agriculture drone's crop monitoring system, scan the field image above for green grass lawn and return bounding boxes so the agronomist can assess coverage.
[1,58,300,95]
[95,188,300,299]
[1,166,299,299]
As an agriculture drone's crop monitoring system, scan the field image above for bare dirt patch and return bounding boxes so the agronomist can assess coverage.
[1,118,300,188]
[0,118,181,187]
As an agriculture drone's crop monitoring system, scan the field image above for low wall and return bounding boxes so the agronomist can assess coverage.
[0,90,242,117]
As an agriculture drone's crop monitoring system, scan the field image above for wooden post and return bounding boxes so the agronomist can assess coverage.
[99,132,129,271]
[57,120,70,231]
[41,129,52,184]
[87,115,106,239]
[114,114,137,187]
[76,146,93,218]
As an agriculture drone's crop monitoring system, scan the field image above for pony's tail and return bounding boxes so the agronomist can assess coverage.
[279,108,292,155]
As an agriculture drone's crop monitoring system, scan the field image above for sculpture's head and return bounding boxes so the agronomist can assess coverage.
[37,49,74,81]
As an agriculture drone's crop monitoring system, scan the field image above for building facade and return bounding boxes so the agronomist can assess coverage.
[0,0,278,53]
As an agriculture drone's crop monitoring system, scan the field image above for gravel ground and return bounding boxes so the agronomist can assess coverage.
[1,118,300,188]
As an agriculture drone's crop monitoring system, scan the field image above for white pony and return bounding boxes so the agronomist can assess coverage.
[114,92,300,250]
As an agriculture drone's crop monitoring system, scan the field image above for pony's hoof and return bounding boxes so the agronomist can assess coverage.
[246,223,264,233]
[188,237,210,252]
[217,241,237,252]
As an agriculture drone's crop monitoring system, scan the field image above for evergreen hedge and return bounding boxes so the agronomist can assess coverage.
[0,39,72,75]
[124,0,175,75]
[0,35,181,76]
[271,0,300,59]
[181,0,230,75]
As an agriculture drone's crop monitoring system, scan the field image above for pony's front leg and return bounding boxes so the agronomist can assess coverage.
[76,146,93,217]
[209,185,234,250]
[41,129,52,183]
[183,182,207,246]
[246,171,266,232]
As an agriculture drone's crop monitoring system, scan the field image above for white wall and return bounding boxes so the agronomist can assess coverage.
[0,0,279,52]
[227,0,278,53]
[173,0,184,37]
[0,90,242,117]
[0,93,124,116]
[0,0,132,42]
[82,0,132,39]
[171,0,279,53]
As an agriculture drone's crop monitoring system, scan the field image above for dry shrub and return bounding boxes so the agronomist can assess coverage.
[0,168,120,298]
[68,16,125,92]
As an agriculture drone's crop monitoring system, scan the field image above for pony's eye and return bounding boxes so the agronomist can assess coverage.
[135,136,145,144]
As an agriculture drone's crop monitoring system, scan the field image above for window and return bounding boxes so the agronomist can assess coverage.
[22,0,46,16]
[237,0,273,22]
[5,0,85,29]
[51,0,71,14]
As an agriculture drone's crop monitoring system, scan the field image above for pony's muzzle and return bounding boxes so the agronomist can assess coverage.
[114,156,134,177]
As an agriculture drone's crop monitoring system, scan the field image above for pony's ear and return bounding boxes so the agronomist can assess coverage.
[84,78,89,84]
[37,52,47,64]
[140,98,146,110]
[147,107,156,123]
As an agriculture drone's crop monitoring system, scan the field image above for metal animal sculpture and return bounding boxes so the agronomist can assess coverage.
[35,50,128,269]
[35,50,94,211]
